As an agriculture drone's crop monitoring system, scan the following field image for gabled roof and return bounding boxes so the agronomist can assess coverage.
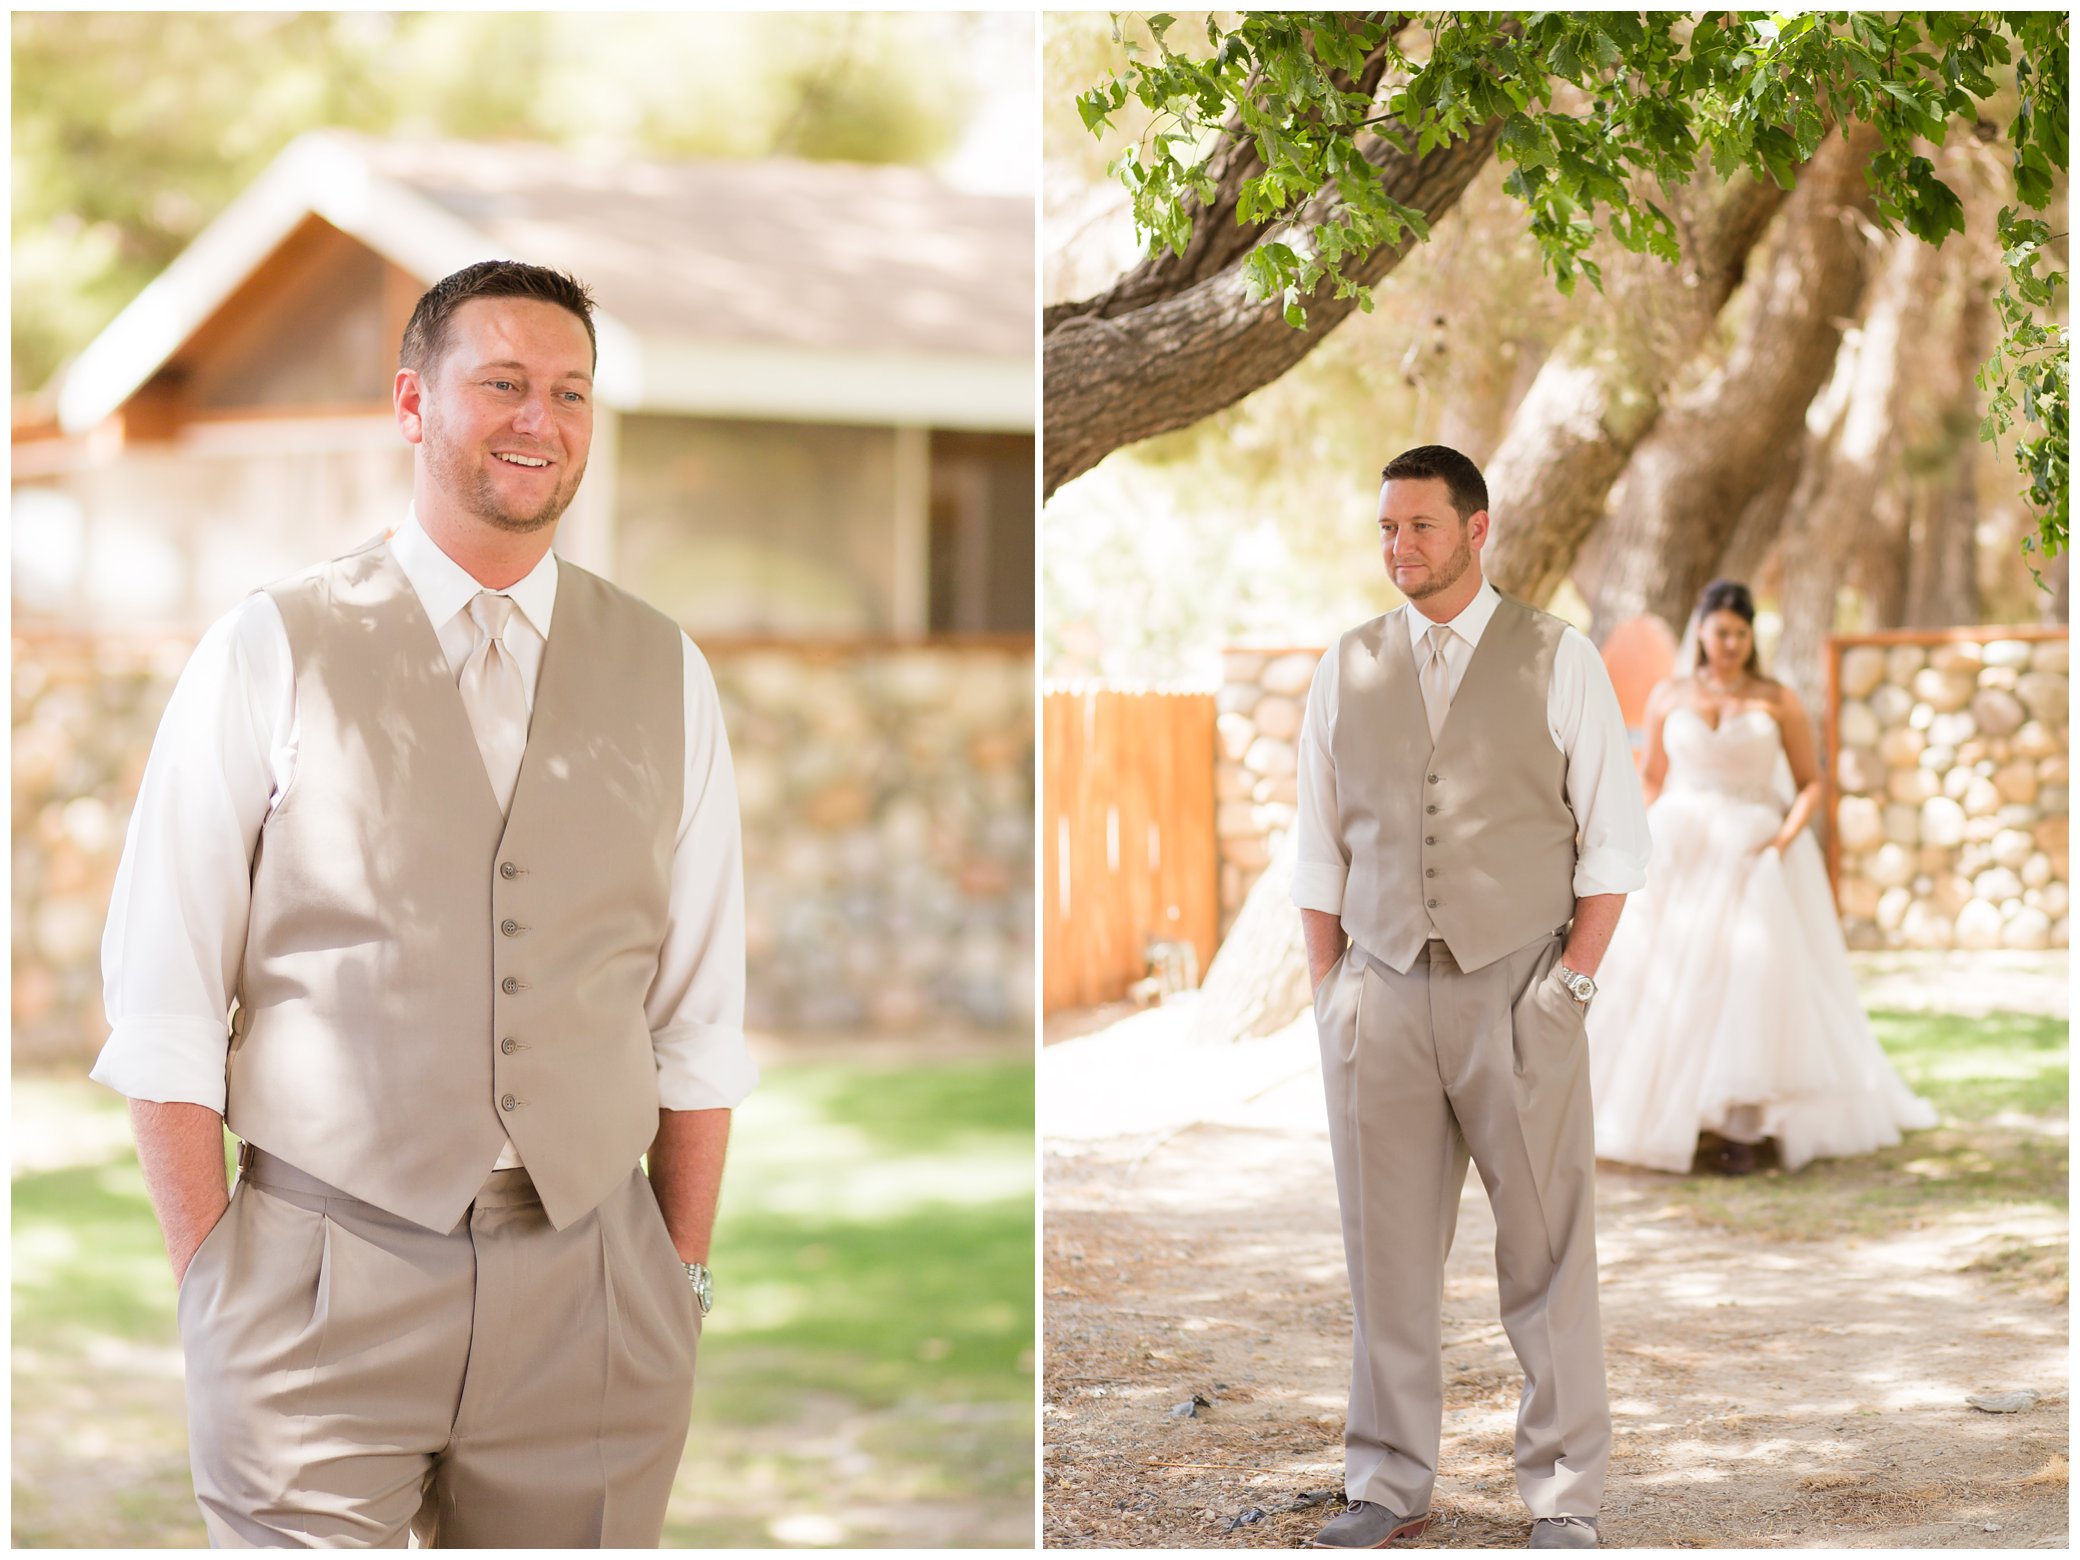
[57,130,1033,435]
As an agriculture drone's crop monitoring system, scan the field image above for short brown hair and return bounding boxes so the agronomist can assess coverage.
[399,260,597,377]
[1380,444,1488,524]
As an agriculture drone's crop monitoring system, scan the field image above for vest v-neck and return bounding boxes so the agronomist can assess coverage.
[1391,606,1496,753]
[363,544,514,829]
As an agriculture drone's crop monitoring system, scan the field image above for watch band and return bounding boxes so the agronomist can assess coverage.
[683,1261,713,1315]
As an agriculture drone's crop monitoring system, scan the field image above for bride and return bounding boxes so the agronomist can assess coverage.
[1585,579,1937,1174]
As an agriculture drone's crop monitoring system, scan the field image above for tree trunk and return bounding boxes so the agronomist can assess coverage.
[1771,227,1935,719]
[1044,123,1505,496]
[2040,549,2069,625]
[1712,456,1802,592]
[1902,282,1993,627]
[1482,172,1787,605]
[1586,124,1885,641]
[1904,460,1983,627]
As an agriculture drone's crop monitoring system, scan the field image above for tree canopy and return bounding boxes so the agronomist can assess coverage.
[1055,11,2067,563]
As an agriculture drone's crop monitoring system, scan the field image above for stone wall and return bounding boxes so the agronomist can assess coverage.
[12,633,1033,1069]
[1832,633,2068,951]
[1215,648,1323,936]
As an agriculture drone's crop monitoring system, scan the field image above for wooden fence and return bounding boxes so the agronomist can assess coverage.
[1042,687,1218,1014]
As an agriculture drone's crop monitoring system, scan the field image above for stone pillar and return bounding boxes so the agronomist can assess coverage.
[1215,646,1324,938]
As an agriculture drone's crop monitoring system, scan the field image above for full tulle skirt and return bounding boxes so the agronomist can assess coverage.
[1585,786,1938,1173]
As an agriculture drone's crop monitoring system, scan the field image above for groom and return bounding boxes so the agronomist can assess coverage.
[1292,445,1649,1550]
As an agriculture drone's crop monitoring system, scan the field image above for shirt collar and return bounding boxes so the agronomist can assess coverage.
[389,507,559,640]
[1405,577,1499,653]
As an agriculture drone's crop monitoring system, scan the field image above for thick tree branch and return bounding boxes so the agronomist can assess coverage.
[1047,15,1413,334]
[1044,118,1504,496]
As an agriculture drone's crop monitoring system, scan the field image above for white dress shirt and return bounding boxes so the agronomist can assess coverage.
[1292,580,1650,916]
[93,511,757,1128]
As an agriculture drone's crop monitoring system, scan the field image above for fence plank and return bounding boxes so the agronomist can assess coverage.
[1042,688,1218,1014]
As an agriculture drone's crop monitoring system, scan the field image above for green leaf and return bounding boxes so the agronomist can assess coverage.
[1753,124,1799,189]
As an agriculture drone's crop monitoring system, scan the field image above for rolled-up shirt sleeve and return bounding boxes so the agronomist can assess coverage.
[646,635,757,1111]
[1552,628,1651,897]
[92,596,292,1112]
[1290,647,1351,916]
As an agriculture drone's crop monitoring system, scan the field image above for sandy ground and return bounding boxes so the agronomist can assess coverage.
[1040,958,2069,1549]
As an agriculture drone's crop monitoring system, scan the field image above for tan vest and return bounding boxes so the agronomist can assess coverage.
[1331,593,1578,975]
[228,538,684,1233]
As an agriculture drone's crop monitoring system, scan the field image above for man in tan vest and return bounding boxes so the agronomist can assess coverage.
[1293,445,1649,1550]
[94,260,754,1546]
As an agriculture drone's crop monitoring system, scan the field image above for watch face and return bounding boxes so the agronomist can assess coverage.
[691,1266,714,1314]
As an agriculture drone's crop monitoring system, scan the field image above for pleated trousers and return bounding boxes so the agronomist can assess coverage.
[176,1149,700,1548]
[1312,930,1609,1519]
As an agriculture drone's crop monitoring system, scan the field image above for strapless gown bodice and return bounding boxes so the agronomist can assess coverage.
[1584,704,1936,1172]
[1659,706,1789,806]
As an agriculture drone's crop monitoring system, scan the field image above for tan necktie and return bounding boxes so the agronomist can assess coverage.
[460,591,530,815]
[1420,622,1454,744]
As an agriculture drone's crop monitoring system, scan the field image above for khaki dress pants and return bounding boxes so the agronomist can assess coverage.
[176,1150,700,1548]
[1313,930,1609,1520]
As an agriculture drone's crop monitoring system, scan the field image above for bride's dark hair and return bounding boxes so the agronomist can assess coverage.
[1693,578,1764,677]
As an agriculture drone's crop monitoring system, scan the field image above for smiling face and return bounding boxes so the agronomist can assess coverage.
[398,296,594,537]
[1377,475,1486,608]
[1697,608,1756,680]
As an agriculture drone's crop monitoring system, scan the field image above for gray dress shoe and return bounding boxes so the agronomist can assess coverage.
[1308,1500,1432,1548]
[1529,1516,1599,1549]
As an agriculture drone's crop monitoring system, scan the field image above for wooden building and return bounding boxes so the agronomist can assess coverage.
[13,130,1034,641]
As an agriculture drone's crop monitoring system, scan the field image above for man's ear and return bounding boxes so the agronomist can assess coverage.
[1466,508,1491,550]
[395,368,426,446]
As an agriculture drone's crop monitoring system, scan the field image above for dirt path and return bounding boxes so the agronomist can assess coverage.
[1041,985,2068,1549]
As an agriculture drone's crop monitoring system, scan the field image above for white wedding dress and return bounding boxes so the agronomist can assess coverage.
[1585,705,1938,1173]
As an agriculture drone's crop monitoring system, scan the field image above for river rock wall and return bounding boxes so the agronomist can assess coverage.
[1214,647,1322,936]
[1833,634,2068,951]
[12,634,1033,1068]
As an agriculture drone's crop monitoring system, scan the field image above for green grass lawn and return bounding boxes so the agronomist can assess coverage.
[11,1055,1035,1548]
[1647,1008,2069,1262]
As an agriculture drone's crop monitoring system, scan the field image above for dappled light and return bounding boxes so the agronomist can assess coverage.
[1045,962,2067,1547]
[14,1059,1034,1548]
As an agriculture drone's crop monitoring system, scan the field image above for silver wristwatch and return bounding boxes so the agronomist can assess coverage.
[683,1261,714,1315]
[1555,965,1596,1005]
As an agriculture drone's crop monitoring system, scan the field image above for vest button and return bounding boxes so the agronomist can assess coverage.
[1427,898,1439,909]
[1425,836,1437,846]
[500,1037,517,1055]
[1426,804,1439,815]
[1426,868,1437,878]
[500,861,519,879]
[501,1094,518,1112]
[501,976,520,995]
[1428,773,1440,784]
[501,919,520,937]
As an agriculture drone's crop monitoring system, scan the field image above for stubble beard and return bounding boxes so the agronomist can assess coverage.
[423,402,585,536]
[1396,531,1475,602]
